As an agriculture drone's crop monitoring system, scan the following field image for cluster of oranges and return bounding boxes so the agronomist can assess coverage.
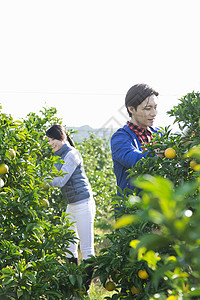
[131,269,149,295]
[164,147,199,170]
[105,269,149,295]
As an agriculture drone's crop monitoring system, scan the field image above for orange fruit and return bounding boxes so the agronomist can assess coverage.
[164,148,176,159]
[167,296,178,300]
[138,269,149,279]
[131,285,140,294]
[190,160,199,170]
[0,163,9,175]
[105,281,115,291]
[39,182,49,191]
[39,198,49,208]
[5,148,16,159]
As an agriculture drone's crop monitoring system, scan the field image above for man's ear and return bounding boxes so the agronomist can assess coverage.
[128,106,135,114]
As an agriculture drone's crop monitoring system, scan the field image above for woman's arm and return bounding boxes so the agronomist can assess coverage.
[49,149,81,188]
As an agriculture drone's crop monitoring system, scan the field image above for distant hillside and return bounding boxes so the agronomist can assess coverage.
[66,125,117,143]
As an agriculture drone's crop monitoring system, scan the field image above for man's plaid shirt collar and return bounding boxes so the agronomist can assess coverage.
[127,121,152,144]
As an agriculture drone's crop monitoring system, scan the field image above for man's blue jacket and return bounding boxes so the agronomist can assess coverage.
[110,124,161,195]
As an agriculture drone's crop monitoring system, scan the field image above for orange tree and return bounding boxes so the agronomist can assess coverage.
[76,133,116,246]
[77,133,116,218]
[91,91,200,299]
[0,106,87,299]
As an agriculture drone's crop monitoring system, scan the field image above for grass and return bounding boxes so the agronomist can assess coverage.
[94,211,115,249]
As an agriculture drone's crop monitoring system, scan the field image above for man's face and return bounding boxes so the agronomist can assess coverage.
[128,94,157,129]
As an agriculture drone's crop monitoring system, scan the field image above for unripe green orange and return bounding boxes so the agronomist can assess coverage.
[105,281,115,291]
[39,182,49,191]
[5,148,16,159]
[0,163,9,175]
[131,285,140,294]
[190,160,200,170]
[39,198,49,208]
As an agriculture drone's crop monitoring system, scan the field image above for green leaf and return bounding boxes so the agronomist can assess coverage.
[76,274,83,290]
[69,274,76,286]
[152,263,175,289]
[134,175,175,219]
[17,289,23,298]
[2,277,14,285]
[114,215,135,229]
[45,291,62,296]
[174,181,198,199]
[137,233,172,251]
[25,272,37,284]
[188,289,200,296]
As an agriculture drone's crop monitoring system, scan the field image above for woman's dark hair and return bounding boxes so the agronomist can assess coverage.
[125,83,159,117]
[46,124,75,147]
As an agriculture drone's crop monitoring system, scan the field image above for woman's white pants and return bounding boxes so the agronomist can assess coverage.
[65,198,96,260]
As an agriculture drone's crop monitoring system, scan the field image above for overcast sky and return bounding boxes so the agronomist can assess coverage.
[0,0,199,130]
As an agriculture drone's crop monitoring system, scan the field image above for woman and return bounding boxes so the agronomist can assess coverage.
[46,124,95,292]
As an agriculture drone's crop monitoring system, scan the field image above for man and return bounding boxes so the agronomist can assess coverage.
[111,83,160,196]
